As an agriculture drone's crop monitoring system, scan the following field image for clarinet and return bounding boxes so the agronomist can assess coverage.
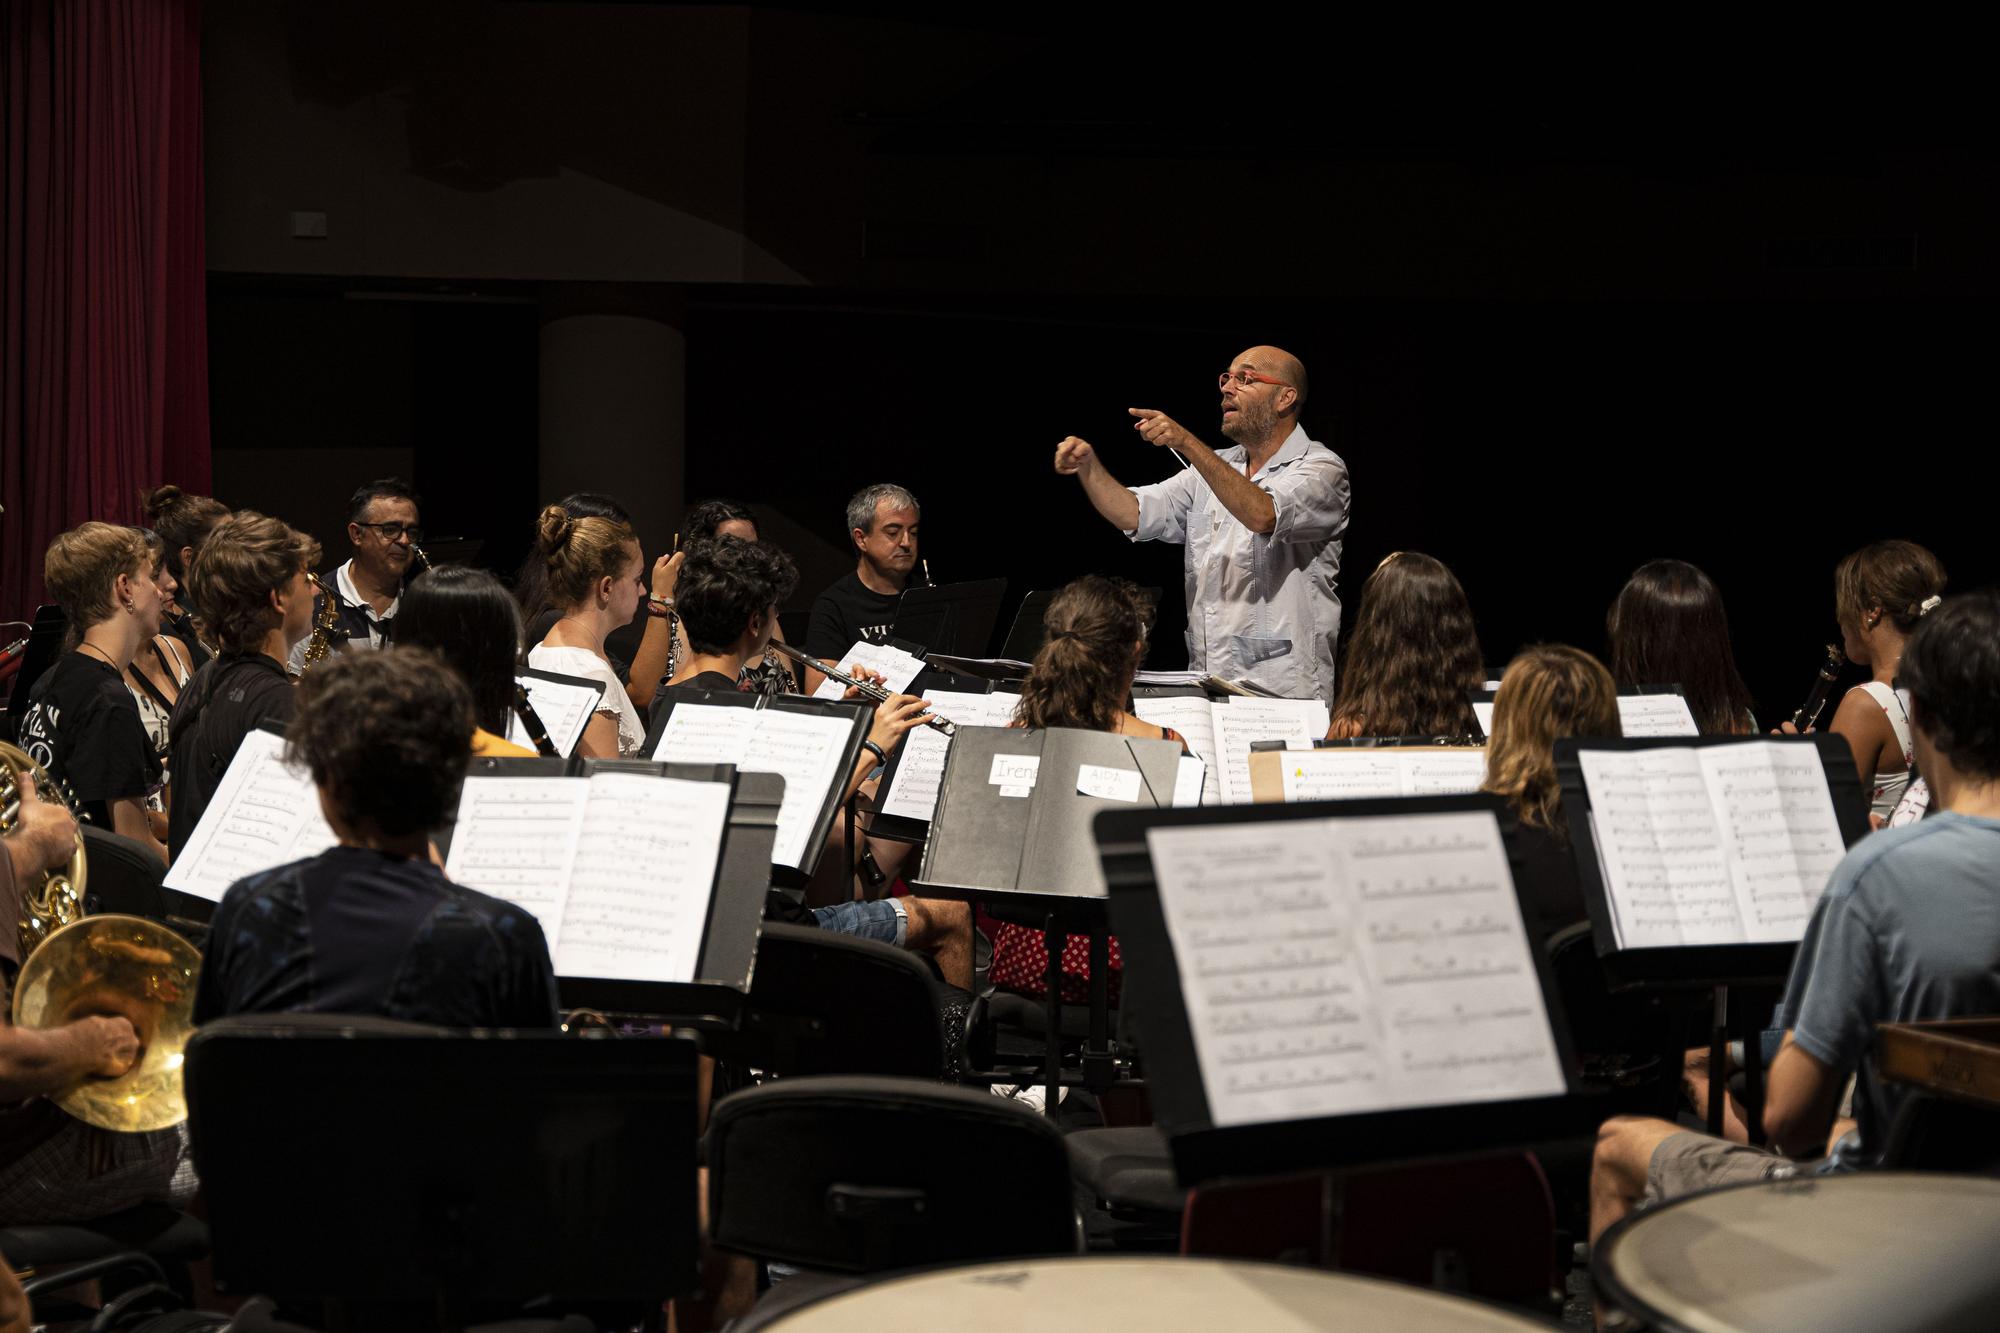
[763,641,955,736]
[510,684,561,758]
[1792,644,1844,732]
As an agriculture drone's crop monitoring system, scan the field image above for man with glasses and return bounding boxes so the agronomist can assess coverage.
[288,478,424,672]
[1055,345,1350,702]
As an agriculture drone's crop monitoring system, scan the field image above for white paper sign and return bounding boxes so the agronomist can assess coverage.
[990,752,1040,798]
[1076,763,1143,803]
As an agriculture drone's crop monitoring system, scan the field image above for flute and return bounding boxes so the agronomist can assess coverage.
[764,641,956,736]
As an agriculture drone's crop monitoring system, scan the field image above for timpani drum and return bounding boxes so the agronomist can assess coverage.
[757,1255,1558,1330]
[1592,1171,2000,1332]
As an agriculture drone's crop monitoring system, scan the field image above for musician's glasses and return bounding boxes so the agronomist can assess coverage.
[356,522,424,543]
[1218,370,1292,391]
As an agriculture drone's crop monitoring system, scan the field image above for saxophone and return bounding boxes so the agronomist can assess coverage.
[2,741,88,959]
[299,575,344,670]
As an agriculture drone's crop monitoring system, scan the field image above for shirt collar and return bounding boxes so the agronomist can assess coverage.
[1222,423,1312,482]
[336,559,400,622]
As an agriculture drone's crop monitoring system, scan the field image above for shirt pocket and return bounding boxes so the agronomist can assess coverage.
[1228,634,1295,666]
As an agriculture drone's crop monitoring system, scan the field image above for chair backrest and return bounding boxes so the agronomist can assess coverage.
[1879,1091,2000,1173]
[706,1075,1077,1273]
[80,825,168,920]
[1545,922,1675,1110]
[184,1016,700,1320]
[742,923,947,1077]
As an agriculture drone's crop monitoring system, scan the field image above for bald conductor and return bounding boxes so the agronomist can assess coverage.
[1055,346,1350,702]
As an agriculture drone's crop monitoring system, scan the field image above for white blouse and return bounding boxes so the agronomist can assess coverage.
[527,643,645,757]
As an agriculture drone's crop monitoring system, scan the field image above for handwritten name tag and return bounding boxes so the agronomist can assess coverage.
[1076,763,1143,803]
[989,753,1040,798]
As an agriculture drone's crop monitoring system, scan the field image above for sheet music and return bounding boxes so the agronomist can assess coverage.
[810,639,926,700]
[507,672,603,756]
[1618,693,1700,738]
[742,709,860,868]
[444,777,591,953]
[1473,700,1496,738]
[1212,698,1331,804]
[1172,755,1208,807]
[1145,812,1565,1127]
[1579,749,1745,948]
[163,730,338,902]
[875,691,1020,823]
[556,774,731,982]
[1697,742,1846,942]
[1276,749,1488,802]
[648,701,759,765]
[1132,696,1222,806]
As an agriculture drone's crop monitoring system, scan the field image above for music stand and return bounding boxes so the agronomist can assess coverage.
[1555,733,1872,1139]
[186,1020,699,1329]
[1469,683,1693,743]
[998,590,1056,661]
[893,578,1007,658]
[1094,794,1589,1186]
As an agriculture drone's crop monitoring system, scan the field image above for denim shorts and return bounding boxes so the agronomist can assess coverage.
[811,897,907,947]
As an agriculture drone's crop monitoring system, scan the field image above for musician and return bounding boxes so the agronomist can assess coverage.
[1589,592,2000,1252]
[654,539,970,985]
[392,566,536,758]
[1325,552,1483,739]
[1607,559,1756,735]
[141,483,230,669]
[519,492,677,716]
[193,649,558,1027]
[1480,645,1621,942]
[286,477,423,672]
[0,773,189,1224]
[663,499,794,697]
[166,513,321,861]
[527,506,650,758]
[802,483,923,694]
[15,524,169,861]
[1055,346,1349,702]
[126,532,197,845]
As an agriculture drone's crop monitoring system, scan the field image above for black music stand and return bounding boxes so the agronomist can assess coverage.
[644,688,871,888]
[1094,794,1589,1186]
[1,604,66,743]
[910,725,1183,1114]
[892,578,1007,658]
[1555,733,1873,1141]
[865,678,1019,846]
[186,1021,699,1329]
[998,590,1056,661]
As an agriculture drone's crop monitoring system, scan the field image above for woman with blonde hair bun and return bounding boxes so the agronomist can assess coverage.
[1480,643,1621,942]
[525,504,649,758]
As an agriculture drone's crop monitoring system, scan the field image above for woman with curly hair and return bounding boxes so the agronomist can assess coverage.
[1326,551,1483,739]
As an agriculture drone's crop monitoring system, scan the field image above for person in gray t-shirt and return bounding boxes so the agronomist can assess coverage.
[1588,590,2000,1254]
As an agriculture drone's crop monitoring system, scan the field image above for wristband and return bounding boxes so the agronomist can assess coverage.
[860,740,888,766]
[646,596,675,618]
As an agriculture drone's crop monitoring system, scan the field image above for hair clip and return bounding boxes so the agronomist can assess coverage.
[1920,594,1942,615]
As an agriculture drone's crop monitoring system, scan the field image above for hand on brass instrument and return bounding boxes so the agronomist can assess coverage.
[652,550,684,602]
[866,693,932,759]
[78,1014,141,1080]
[1128,408,1193,453]
[4,772,77,882]
[1054,435,1096,476]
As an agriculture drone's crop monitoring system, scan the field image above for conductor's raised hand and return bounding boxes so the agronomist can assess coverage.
[1128,408,1193,453]
[867,693,933,759]
[1054,435,1095,476]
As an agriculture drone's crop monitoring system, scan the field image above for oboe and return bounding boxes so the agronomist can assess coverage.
[511,683,561,758]
[764,641,955,736]
[1792,644,1843,732]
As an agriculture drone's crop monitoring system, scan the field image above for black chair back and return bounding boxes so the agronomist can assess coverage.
[1546,922,1676,1114]
[184,1015,700,1325]
[742,923,947,1077]
[706,1075,1076,1273]
[80,825,168,920]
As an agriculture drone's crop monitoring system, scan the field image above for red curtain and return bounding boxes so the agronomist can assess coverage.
[1,0,209,621]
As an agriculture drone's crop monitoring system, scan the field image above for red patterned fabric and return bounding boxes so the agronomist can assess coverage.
[2,0,211,620]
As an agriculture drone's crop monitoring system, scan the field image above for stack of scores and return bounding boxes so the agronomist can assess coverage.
[1146,810,1568,1129]
[164,730,735,984]
[1579,740,1847,950]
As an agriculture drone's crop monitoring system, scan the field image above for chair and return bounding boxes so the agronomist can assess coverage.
[737,923,950,1077]
[79,825,169,921]
[1,1203,211,1326]
[184,1013,700,1329]
[706,1075,1078,1275]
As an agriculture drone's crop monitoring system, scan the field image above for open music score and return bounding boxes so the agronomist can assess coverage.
[647,702,853,868]
[1579,740,1845,950]
[1474,690,1697,742]
[1252,746,1488,803]
[877,690,1021,823]
[1144,811,1565,1128]
[445,772,731,983]
[506,669,605,756]
[1131,695,1329,805]
[163,729,337,902]
[809,639,926,701]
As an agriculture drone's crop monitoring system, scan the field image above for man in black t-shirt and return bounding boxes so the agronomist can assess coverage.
[168,513,321,861]
[194,649,557,1028]
[802,483,923,693]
